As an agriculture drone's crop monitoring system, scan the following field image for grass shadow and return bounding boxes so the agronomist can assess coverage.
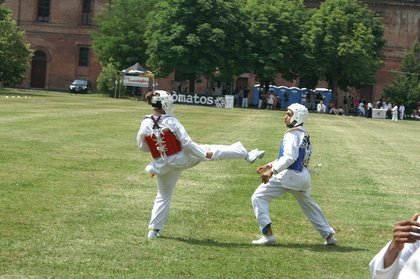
[162,236,368,253]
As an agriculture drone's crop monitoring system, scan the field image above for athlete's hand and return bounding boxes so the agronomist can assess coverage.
[256,164,271,174]
[260,170,273,184]
[384,213,420,268]
[390,213,420,252]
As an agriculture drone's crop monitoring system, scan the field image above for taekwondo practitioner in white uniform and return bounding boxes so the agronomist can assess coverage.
[136,90,265,239]
[391,105,398,121]
[369,214,420,279]
[251,103,337,245]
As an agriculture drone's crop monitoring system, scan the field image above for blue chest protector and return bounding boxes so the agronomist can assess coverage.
[278,134,311,172]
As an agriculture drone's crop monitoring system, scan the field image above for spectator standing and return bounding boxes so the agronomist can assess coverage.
[367,103,373,118]
[344,94,350,115]
[392,105,398,121]
[237,87,243,107]
[266,91,275,110]
[353,96,360,113]
[399,104,405,120]
[359,101,366,116]
[309,90,316,111]
[387,102,393,119]
[242,88,249,108]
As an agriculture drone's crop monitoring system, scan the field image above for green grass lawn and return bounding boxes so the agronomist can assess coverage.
[0,88,419,278]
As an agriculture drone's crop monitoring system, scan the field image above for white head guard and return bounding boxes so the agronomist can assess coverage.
[151,90,174,115]
[287,103,308,127]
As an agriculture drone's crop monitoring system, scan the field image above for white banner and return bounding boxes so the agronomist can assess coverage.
[172,92,227,108]
[123,76,149,87]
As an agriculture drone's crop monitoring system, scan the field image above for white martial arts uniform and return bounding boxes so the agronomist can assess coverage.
[251,126,334,239]
[392,106,398,121]
[399,105,405,120]
[369,241,420,279]
[137,114,249,232]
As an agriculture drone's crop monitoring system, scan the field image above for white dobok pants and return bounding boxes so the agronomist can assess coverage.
[251,178,334,239]
[148,142,248,231]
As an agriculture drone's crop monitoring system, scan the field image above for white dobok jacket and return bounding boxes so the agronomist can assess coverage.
[369,241,420,279]
[269,126,312,191]
[136,114,207,175]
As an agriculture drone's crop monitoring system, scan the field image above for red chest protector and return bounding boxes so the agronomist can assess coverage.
[144,115,182,159]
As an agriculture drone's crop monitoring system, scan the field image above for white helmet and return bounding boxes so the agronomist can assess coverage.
[151,90,174,115]
[287,103,308,127]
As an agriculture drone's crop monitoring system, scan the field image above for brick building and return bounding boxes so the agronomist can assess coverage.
[3,0,110,91]
[3,0,420,102]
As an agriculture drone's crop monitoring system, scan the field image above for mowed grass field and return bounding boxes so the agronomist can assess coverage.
[0,89,419,279]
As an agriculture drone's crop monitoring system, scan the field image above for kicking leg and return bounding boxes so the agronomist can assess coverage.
[204,142,264,163]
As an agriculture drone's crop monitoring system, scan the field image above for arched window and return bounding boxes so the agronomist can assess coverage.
[30,50,47,88]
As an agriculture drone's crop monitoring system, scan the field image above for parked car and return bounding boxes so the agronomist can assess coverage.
[69,79,91,93]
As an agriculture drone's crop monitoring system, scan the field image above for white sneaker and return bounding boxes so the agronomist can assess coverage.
[147,230,160,239]
[324,233,337,245]
[246,149,265,164]
[252,235,277,245]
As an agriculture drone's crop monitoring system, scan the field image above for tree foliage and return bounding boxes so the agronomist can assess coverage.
[92,0,157,69]
[145,0,249,91]
[96,60,119,96]
[382,41,420,115]
[302,0,385,96]
[245,0,308,89]
[91,0,387,97]
[0,4,32,87]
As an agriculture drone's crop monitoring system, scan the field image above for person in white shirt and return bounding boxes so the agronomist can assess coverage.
[399,105,405,120]
[369,214,420,279]
[392,105,398,121]
[317,101,326,113]
[137,91,265,239]
[359,102,366,116]
[266,92,275,110]
[250,103,337,245]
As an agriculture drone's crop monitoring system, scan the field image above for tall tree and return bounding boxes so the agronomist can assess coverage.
[0,4,32,87]
[383,41,420,115]
[145,0,249,92]
[245,0,309,92]
[92,0,157,69]
[302,0,385,100]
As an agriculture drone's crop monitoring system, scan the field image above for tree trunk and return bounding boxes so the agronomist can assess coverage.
[188,77,195,93]
[331,78,339,106]
[264,80,270,93]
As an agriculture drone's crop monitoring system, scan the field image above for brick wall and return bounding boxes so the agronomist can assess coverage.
[4,0,108,91]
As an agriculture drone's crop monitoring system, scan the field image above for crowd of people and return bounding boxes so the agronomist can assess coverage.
[248,89,412,121]
[325,97,406,120]
[175,85,418,120]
